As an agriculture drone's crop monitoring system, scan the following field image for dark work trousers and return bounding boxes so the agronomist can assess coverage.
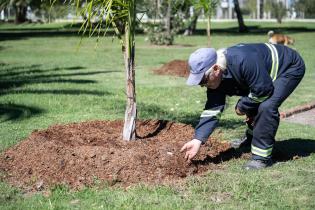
[250,66,305,160]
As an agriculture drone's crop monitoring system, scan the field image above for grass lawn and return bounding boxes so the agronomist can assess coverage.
[0,21,315,209]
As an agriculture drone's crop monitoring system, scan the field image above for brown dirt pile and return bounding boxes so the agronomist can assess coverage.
[0,120,231,191]
[154,60,190,77]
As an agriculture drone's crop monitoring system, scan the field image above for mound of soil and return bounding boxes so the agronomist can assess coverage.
[0,120,231,191]
[154,60,190,77]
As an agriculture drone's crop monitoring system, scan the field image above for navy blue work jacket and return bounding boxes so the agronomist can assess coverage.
[194,43,304,143]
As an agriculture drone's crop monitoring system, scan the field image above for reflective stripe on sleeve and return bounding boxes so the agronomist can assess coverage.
[251,145,273,157]
[200,110,221,118]
[265,43,279,81]
[248,92,269,103]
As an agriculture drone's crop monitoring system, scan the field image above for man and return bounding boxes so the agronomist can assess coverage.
[180,43,305,169]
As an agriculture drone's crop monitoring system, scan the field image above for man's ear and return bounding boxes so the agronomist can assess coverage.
[213,64,223,75]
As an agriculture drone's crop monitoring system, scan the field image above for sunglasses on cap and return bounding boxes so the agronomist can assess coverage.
[199,67,213,85]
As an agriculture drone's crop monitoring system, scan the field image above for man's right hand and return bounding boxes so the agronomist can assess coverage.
[245,115,255,126]
[180,139,202,162]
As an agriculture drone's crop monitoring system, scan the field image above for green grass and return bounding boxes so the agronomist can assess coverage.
[1,21,315,209]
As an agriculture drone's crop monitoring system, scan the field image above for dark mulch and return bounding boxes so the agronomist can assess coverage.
[0,120,233,191]
[153,60,190,77]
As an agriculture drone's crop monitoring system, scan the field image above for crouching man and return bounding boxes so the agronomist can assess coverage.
[181,43,305,169]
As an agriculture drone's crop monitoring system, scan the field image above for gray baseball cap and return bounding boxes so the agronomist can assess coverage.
[186,48,217,86]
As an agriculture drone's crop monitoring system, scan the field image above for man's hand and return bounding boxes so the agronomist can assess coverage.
[245,115,255,126]
[180,139,202,162]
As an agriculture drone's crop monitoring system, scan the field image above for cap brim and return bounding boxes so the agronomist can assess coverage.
[186,72,204,86]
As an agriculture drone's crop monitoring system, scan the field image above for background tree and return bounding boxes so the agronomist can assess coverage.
[0,0,29,23]
[165,0,172,37]
[233,0,248,32]
[183,6,201,36]
[0,0,68,23]
[265,0,286,23]
[295,0,315,18]
[243,0,264,19]
[144,0,188,45]
[259,0,264,19]
[243,0,256,18]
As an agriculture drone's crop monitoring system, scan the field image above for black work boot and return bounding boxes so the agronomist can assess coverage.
[230,134,251,149]
[243,159,273,170]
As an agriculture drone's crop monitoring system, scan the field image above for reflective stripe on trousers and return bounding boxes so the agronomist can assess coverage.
[200,110,222,118]
[251,144,273,157]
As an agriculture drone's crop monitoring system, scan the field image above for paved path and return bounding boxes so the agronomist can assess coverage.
[284,108,315,127]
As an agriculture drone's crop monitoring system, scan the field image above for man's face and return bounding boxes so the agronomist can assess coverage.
[199,65,223,89]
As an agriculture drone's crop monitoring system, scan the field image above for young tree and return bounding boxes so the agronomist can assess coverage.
[70,0,137,140]
[194,0,217,46]
[1,0,28,23]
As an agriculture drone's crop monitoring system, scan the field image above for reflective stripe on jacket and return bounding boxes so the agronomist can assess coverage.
[194,43,305,143]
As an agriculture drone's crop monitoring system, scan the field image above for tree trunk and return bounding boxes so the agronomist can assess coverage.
[207,15,211,46]
[259,0,264,19]
[165,0,172,36]
[15,5,27,24]
[183,10,199,36]
[256,0,260,19]
[233,0,248,33]
[123,1,137,141]
[156,0,161,18]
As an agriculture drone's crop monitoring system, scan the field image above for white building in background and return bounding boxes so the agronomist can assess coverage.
[216,0,246,19]
[215,0,296,20]
[0,10,4,20]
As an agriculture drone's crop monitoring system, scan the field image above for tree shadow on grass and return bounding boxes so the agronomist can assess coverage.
[0,78,96,90]
[188,26,315,36]
[0,103,45,122]
[273,139,315,162]
[0,65,85,78]
[0,28,143,41]
[0,64,119,95]
[2,89,109,96]
[2,23,315,42]
[0,64,119,121]
[0,70,118,90]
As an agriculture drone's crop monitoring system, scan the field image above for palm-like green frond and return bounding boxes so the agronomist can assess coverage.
[66,0,131,39]
[194,0,218,15]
